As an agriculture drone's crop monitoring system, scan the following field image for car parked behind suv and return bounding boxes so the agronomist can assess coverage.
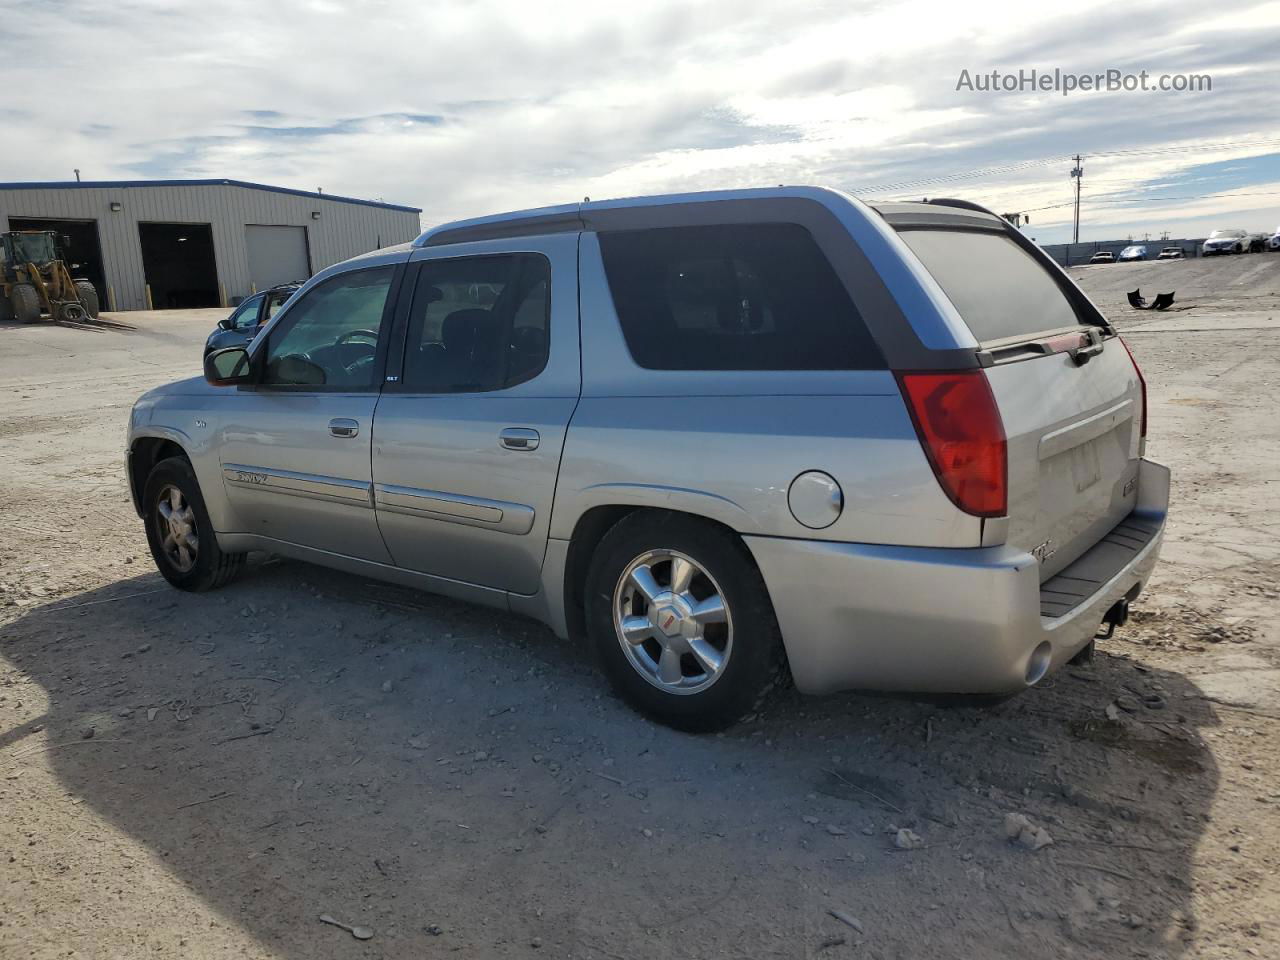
[1089,251,1115,264]
[203,282,301,357]
[129,187,1168,731]
[1202,229,1249,256]
[1156,246,1184,260]
[1117,244,1148,262]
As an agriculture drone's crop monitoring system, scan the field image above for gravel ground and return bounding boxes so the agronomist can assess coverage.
[1,256,1278,959]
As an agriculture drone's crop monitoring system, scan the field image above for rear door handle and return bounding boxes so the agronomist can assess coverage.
[329,418,360,439]
[499,427,540,451]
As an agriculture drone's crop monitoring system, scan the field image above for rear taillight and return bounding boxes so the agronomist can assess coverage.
[897,370,1007,518]
[1118,336,1147,439]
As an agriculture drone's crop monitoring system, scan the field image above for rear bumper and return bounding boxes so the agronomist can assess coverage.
[745,458,1169,696]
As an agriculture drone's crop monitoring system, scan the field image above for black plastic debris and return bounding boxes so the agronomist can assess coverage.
[1127,288,1176,311]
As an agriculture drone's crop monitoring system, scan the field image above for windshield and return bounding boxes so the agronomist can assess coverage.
[1208,230,1245,239]
[7,232,57,264]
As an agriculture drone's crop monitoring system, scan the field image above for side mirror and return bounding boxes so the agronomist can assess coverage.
[217,315,234,331]
[205,346,253,386]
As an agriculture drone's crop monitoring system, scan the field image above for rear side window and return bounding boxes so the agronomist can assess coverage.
[401,253,550,393]
[599,223,884,370]
[897,229,1082,343]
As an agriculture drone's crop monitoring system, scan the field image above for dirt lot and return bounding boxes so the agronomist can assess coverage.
[2,255,1278,960]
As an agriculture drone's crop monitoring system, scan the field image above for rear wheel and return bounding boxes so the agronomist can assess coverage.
[73,280,100,318]
[143,456,244,591]
[9,284,41,323]
[585,511,786,731]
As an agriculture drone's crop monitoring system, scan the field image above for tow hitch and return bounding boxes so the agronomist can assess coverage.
[1096,598,1130,640]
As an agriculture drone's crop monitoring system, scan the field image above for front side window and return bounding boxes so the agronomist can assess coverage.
[262,267,393,388]
[227,296,262,330]
[400,254,551,393]
[598,223,883,370]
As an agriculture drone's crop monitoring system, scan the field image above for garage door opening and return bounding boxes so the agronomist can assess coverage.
[8,217,107,308]
[138,222,219,308]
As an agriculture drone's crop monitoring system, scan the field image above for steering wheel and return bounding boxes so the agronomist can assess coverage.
[336,329,379,345]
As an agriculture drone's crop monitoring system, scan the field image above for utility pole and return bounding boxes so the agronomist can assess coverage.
[1070,155,1083,244]
[74,168,81,182]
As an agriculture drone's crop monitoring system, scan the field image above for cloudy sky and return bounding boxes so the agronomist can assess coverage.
[2,0,1278,243]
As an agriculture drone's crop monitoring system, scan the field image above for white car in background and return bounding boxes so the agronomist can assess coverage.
[1201,229,1249,255]
[1268,227,1280,252]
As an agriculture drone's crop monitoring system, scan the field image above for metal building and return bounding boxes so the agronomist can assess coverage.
[0,179,421,311]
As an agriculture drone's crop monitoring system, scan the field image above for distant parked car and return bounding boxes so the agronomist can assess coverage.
[1201,229,1249,256]
[1089,251,1115,264]
[1268,227,1280,252]
[1118,245,1148,262]
[1156,247,1184,260]
[203,282,301,357]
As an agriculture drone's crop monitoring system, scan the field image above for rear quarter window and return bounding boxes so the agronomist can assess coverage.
[897,229,1083,344]
[598,223,885,371]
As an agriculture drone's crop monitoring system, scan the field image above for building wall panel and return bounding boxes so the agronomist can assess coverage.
[0,182,420,310]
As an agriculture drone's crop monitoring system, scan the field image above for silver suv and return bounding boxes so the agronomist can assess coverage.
[127,187,1169,730]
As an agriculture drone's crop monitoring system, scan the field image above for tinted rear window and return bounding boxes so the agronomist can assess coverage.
[897,229,1082,343]
[598,223,884,370]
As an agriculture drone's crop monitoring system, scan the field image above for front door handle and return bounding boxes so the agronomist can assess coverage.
[499,427,540,451]
[329,418,360,439]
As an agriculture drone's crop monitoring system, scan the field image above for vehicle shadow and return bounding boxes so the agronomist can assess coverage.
[1,560,1218,958]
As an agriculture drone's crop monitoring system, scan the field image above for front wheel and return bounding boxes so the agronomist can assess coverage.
[73,280,100,318]
[143,456,244,591]
[585,512,786,731]
[9,284,41,323]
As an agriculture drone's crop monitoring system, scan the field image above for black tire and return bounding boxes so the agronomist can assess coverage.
[0,292,12,322]
[143,456,244,591]
[73,280,100,318]
[585,511,786,732]
[10,284,41,323]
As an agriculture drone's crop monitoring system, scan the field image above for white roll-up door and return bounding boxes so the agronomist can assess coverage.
[245,224,311,291]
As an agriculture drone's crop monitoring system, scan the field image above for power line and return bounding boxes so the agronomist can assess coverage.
[852,135,1280,198]
[1018,189,1280,215]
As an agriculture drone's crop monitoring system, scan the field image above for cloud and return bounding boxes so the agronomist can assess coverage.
[1,0,1277,242]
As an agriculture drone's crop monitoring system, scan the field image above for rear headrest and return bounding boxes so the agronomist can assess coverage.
[442,308,500,352]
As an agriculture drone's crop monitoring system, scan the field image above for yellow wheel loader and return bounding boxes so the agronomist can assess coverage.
[0,230,100,323]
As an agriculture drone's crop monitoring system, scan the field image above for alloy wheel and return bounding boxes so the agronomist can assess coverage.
[612,549,733,695]
[154,484,198,572]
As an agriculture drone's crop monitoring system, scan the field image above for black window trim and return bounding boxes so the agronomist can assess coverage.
[243,263,405,395]
[382,251,553,396]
